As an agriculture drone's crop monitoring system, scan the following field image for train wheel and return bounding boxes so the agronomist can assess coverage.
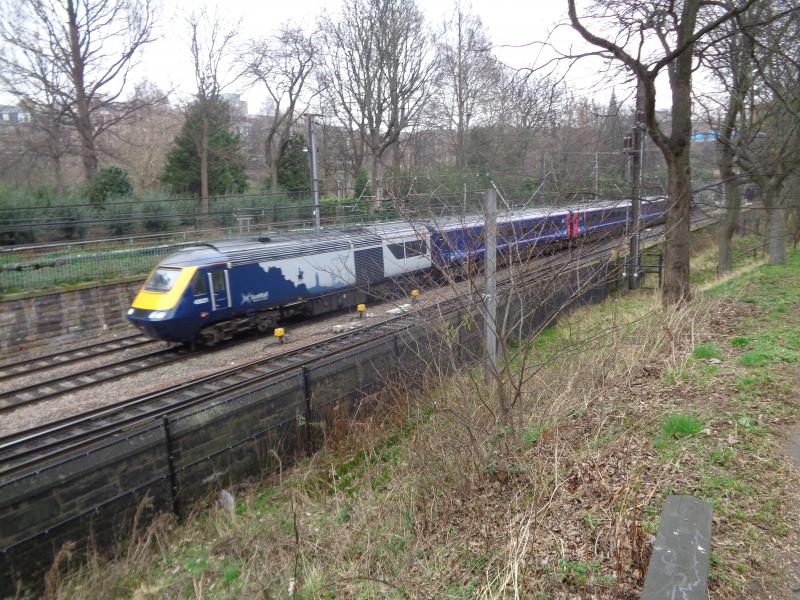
[200,326,222,347]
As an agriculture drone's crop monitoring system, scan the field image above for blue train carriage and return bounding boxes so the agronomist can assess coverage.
[426,207,576,271]
[578,200,632,240]
[640,196,668,226]
[128,224,433,345]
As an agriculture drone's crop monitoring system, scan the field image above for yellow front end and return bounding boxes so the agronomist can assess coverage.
[131,266,197,311]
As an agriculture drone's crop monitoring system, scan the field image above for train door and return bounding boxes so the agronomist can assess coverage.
[206,266,231,312]
[565,212,576,239]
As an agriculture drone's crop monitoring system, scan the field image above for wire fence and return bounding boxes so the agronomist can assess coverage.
[0,183,680,297]
[0,202,395,296]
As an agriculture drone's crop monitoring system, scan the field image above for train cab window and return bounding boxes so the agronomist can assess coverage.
[144,267,181,292]
[190,272,206,296]
[405,239,427,257]
[388,243,405,260]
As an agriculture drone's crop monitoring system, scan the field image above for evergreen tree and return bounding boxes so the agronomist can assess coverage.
[160,98,247,196]
[277,133,310,194]
[352,167,372,200]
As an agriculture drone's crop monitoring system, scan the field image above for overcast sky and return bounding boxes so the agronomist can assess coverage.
[139,0,655,114]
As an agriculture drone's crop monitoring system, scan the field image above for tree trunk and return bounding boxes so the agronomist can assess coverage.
[717,154,740,275]
[270,156,279,193]
[767,204,787,264]
[53,156,65,195]
[265,134,279,193]
[370,153,382,214]
[66,0,97,183]
[662,149,692,305]
[200,111,209,218]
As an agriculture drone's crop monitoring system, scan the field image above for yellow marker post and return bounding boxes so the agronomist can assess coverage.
[410,289,420,303]
[357,303,366,318]
[274,327,285,343]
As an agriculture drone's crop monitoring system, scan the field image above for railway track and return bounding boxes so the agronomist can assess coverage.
[0,334,154,381]
[0,211,720,473]
[0,344,188,412]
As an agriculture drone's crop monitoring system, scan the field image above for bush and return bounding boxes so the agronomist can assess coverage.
[140,202,176,233]
[90,166,133,207]
[104,202,135,236]
[49,204,89,240]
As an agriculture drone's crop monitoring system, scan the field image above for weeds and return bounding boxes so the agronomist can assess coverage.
[692,341,724,360]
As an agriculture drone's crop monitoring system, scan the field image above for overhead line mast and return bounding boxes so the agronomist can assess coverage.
[627,82,645,290]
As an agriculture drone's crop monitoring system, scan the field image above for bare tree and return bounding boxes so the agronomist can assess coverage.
[733,3,800,264]
[102,82,182,190]
[0,0,157,183]
[241,25,317,192]
[320,0,433,211]
[187,8,238,216]
[697,11,757,274]
[431,6,500,177]
[567,0,758,304]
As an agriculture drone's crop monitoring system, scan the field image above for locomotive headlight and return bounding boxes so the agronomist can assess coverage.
[149,310,168,320]
[127,308,134,316]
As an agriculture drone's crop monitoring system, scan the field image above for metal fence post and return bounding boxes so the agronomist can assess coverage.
[161,416,180,518]
[301,367,314,454]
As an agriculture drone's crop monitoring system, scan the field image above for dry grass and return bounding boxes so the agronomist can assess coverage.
[50,246,800,599]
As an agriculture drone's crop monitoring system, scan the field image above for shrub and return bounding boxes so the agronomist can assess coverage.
[49,204,88,240]
[90,166,133,207]
[140,202,176,233]
[104,202,135,236]
[353,168,372,201]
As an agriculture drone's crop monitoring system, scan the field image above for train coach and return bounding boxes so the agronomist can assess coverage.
[128,197,667,344]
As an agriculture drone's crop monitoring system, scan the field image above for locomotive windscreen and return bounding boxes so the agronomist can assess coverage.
[144,267,182,292]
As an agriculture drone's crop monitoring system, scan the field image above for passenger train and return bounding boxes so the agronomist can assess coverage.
[127,198,668,344]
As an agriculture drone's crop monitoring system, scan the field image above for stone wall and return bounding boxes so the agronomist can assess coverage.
[0,280,141,354]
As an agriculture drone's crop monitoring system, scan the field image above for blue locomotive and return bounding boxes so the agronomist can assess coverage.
[128,198,667,344]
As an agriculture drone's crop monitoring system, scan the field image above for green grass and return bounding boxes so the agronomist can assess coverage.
[692,342,724,360]
[660,413,705,439]
[730,336,750,347]
[557,559,602,589]
[662,367,689,386]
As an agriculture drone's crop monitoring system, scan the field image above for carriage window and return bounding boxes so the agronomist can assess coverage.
[388,243,405,259]
[190,272,206,296]
[210,269,225,291]
[144,268,181,292]
[405,239,427,257]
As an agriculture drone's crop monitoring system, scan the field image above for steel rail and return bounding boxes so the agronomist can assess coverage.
[0,345,188,412]
[0,334,154,382]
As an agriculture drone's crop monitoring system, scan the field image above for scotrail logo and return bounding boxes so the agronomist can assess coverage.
[241,291,270,304]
